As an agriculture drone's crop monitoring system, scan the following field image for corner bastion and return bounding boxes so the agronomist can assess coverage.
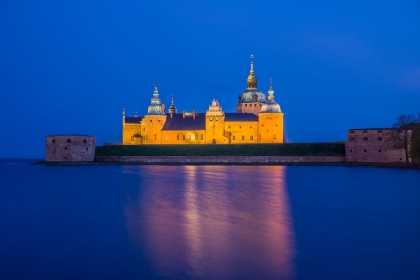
[46,135,96,162]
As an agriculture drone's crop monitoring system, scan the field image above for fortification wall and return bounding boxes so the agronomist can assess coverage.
[46,135,96,162]
[345,129,407,162]
[95,155,345,163]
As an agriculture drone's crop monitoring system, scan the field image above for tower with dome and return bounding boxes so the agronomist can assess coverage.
[122,56,284,145]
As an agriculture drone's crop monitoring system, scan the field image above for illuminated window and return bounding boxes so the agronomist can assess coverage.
[183,135,185,140]
[233,135,236,140]
[177,135,179,140]
[242,135,244,140]
[250,136,253,140]
[165,136,168,140]
[216,117,218,121]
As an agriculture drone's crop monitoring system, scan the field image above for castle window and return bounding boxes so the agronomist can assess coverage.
[378,137,383,141]
[260,104,262,107]
[66,139,71,143]
[350,149,353,152]
[349,137,355,141]
[131,136,134,141]
[158,120,160,122]
[254,104,257,107]
[274,135,276,140]
[363,137,368,141]
[242,135,245,140]
[150,120,152,122]
[250,126,252,128]
[245,104,247,107]
[233,135,236,140]
[145,135,148,140]
[64,147,67,150]
[250,136,253,140]
[379,149,382,152]
[154,134,156,140]
[363,130,367,133]
[275,124,277,127]
[239,126,241,129]
[131,127,133,129]
[52,139,56,143]
[262,124,264,127]
[86,148,89,151]
[216,117,218,121]
[195,134,197,140]
[183,135,185,140]
[177,135,179,140]
[83,139,87,144]
[201,134,203,140]
[189,135,191,140]
[364,149,367,152]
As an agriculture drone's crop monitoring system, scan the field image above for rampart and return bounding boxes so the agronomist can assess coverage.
[345,129,408,162]
[95,155,345,163]
[46,135,96,162]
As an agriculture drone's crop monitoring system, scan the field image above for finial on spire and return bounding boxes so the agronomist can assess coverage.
[154,77,158,88]
[269,77,273,90]
[250,54,254,74]
[171,94,174,105]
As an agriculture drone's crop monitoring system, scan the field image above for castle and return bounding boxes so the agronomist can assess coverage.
[122,57,284,145]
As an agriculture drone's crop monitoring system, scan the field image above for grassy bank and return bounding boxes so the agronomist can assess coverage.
[95,142,345,157]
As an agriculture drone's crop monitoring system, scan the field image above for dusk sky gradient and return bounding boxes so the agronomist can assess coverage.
[1,0,419,158]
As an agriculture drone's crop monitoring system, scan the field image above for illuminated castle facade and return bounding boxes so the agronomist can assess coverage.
[122,57,284,145]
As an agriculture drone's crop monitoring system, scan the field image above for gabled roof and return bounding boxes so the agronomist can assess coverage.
[225,113,258,122]
[162,113,206,130]
[125,117,143,124]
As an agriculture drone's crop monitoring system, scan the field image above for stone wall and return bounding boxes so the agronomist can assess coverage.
[345,129,408,162]
[95,155,345,163]
[46,135,96,162]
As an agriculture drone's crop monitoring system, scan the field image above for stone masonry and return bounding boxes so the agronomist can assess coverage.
[46,135,96,162]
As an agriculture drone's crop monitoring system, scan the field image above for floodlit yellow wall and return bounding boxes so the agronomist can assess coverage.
[123,123,143,145]
[205,115,226,144]
[161,130,206,144]
[258,113,284,143]
[142,115,167,144]
[225,121,258,144]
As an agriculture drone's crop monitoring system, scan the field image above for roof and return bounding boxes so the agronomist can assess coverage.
[162,113,206,130]
[348,128,393,131]
[225,113,258,122]
[125,117,143,124]
[47,134,94,137]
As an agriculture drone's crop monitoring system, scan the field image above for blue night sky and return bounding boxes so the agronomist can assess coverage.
[0,0,419,158]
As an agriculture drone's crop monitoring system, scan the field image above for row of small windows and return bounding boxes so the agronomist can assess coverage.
[349,149,382,153]
[51,139,92,144]
[349,130,383,134]
[348,137,383,141]
[244,104,262,107]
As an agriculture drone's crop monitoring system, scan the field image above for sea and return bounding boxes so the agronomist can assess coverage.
[0,159,419,280]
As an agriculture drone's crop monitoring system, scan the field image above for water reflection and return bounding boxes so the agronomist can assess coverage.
[125,166,295,279]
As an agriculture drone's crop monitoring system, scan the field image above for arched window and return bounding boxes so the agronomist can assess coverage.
[83,139,87,144]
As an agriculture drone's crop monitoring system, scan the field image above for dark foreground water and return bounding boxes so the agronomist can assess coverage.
[0,160,419,280]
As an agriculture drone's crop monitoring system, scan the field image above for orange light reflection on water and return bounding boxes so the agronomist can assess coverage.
[124,165,296,279]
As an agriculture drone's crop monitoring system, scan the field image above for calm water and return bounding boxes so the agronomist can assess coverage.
[0,160,419,280]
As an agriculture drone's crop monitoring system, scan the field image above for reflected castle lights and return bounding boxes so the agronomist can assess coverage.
[124,166,295,279]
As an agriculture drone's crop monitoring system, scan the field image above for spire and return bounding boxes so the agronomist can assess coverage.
[153,77,159,98]
[268,78,274,101]
[247,54,258,90]
[169,94,177,114]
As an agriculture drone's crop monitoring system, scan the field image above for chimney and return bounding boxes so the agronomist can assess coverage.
[183,111,185,119]
[193,110,196,120]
